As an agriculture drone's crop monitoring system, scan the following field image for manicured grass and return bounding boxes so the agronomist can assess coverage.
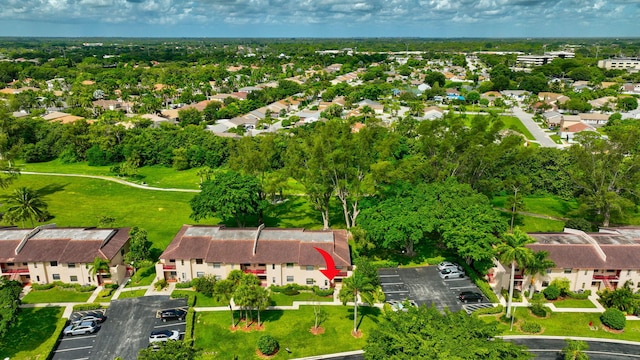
[126,266,157,288]
[172,290,226,307]
[500,116,535,140]
[491,195,578,219]
[519,216,565,233]
[117,289,147,299]
[194,305,381,359]
[487,307,640,341]
[552,299,596,309]
[269,292,334,306]
[19,159,113,176]
[21,288,92,304]
[94,289,115,302]
[550,134,563,144]
[0,307,66,360]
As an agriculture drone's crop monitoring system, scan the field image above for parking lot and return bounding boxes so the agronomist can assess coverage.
[378,266,493,314]
[51,296,187,360]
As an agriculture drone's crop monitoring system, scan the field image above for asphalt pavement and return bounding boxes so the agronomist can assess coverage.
[511,107,559,148]
[506,336,640,360]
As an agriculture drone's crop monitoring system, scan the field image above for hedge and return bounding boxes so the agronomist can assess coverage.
[31,282,97,292]
[175,281,193,289]
[312,286,334,297]
[566,290,591,300]
[457,262,499,303]
[73,303,103,311]
[183,308,196,346]
[521,321,542,333]
[171,292,196,307]
[473,305,504,315]
[601,308,626,330]
[529,303,547,317]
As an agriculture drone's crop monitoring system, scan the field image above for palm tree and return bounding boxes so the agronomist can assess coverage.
[89,257,110,285]
[213,279,237,328]
[3,187,48,227]
[523,251,555,298]
[497,228,535,318]
[339,271,376,335]
[255,286,270,327]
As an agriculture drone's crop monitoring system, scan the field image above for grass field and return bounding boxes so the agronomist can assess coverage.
[269,292,334,306]
[0,307,66,360]
[518,216,565,233]
[194,305,381,359]
[487,307,640,342]
[126,266,157,288]
[491,195,579,219]
[117,289,147,299]
[501,116,535,140]
[21,288,93,304]
[552,299,597,309]
[171,290,226,307]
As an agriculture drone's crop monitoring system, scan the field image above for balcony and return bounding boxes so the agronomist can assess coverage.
[163,265,176,270]
[0,268,29,274]
[243,269,266,275]
[336,271,348,278]
[593,274,619,281]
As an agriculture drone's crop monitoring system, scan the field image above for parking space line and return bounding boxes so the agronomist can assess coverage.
[54,346,94,353]
[61,335,97,341]
[443,278,467,282]
[380,282,404,285]
[449,286,478,290]
[153,322,186,329]
[382,291,409,294]
[379,274,400,277]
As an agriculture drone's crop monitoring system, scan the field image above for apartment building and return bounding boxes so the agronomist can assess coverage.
[516,51,575,68]
[156,225,352,288]
[492,228,640,294]
[0,225,130,286]
[598,58,640,73]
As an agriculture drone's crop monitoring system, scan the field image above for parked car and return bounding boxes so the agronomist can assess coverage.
[72,312,106,324]
[437,261,461,271]
[387,300,418,312]
[439,268,465,279]
[458,291,483,303]
[63,321,100,336]
[160,309,186,322]
[149,329,180,343]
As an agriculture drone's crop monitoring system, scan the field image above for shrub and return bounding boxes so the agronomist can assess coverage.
[183,308,196,346]
[521,321,542,333]
[312,286,334,297]
[257,335,279,355]
[601,308,626,330]
[283,288,300,296]
[550,278,571,296]
[192,276,216,297]
[543,285,561,300]
[32,283,55,290]
[154,279,168,291]
[97,290,112,298]
[78,285,97,292]
[175,281,193,289]
[499,313,516,324]
[565,218,595,232]
[104,283,120,290]
[473,305,504,315]
[531,292,544,302]
[73,303,102,311]
[529,303,547,317]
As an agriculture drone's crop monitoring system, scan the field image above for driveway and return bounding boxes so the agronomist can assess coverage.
[379,267,462,312]
[90,296,187,360]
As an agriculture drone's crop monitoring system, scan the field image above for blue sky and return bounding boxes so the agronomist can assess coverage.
[0,0,639,38]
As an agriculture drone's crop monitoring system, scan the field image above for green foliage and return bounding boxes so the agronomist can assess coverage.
[2,186,49,227]
[124,226,152,267]
[191,275,217,297]
[531,292,545,302]
[183,308,196,346]
[600,308,626,330]
[566,290,591,300]
[0,279,22,338]
[598,281,636,313]
[564,218,595,232]
[563,339,589,360]
[175,281,193,289]
[154,279,168,291]
[457,262,499,303]
[31,283,55,290]
[473,305,504,315]
[543,285,561,300]
[550,278,571,296]
[138,340,197,360]
[530,303,548,317]
[283,288,300,296]
[72,303,102,311]
[365,306,530,360]
[312,286,334,297]
[520,321,542,333]
[256,334,279,356]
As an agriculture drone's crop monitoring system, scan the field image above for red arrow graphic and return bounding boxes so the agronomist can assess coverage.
[314,247,340,281]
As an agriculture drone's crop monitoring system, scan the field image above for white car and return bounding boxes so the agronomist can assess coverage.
[436,261,461,271]
[149,330,180,343]
[63,321,100,336]
[439,268,465,279]
[387,300,418,312]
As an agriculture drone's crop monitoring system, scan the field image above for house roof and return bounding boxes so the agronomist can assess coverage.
[0,227,129,263]
[160,225,351,267]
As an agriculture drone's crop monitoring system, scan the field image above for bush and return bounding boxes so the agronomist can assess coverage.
[183,308,196,346]
[521,321,542,333]
[530,303,547,317]
[192,276,216,297]
[312,286,334,297]
[499,313,516,324]
[73,303,102,311]
[154,279,168,291]
[543,285,561,300]
[78,285,97,292]
[283,288,300,296]
[550,278,571,296]
[473,305,504,315]
[97,289,112,298]
[257,335,279,356]
[104,283,120,290]
[32,283,55,290]
[531,292,544,302]
[175,281,193,289]
[601,308,626,330]
[565,218,595,232]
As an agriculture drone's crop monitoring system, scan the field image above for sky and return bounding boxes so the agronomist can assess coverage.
[0,0,639,38]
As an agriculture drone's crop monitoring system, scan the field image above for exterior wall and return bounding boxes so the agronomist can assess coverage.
[27,262,48,284]
[508,268,640,294]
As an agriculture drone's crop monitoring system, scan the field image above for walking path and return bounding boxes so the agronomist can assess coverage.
[20,171,199,192]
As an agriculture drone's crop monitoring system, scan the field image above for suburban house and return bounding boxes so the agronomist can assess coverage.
[156,225,352,288]
[0,225,130,286]
[558,115,595,143]
[492,228,640,294]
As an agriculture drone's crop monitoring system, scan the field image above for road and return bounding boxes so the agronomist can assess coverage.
[510,107,559,148]
[505,336,640,359]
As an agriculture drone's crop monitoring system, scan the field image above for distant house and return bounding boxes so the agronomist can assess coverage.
[542,111,563,127]
[357,99,384,114]
[501,90,528,102]
[558,119,596,143]
[42,111,85,124]
[423,106,445,120]
[579,113,610,127]
[588,96,617,110]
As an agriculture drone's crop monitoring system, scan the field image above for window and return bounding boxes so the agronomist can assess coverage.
[50,261,58,267]
[541,281,549,287]
[70,275,78,282]
[88,277,92,282]
[591,282,598,287]
[306,278,314,285]
[213,263,221,269]
[581,282,585,289]
[563,268,572,274]
[286,263,294,269]
[258,263,266,267]
[181,260,184,266]
[584,270,588,275]
[306,265,314,271]
[324,280,328,287]
[169,259,175,263]
[6,262,14,266]
[68,263,76,268]
[627,270,631,276]
[196,272,205,278]
[52,274,60,280]
[34,263,37,268]
[272,264,275,270]
[195,259,203,265]
[215,275,222,280]
[286,276,294,282]
[546,269,552,274]
[121,249,125,256]
[272,277,276,283]
[36,276,40,282]
[22,262,27,266]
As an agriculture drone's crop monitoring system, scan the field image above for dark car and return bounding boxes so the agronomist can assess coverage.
[458,291,483,303]
[160,309,186,322]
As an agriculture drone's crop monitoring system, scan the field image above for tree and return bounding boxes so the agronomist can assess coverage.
[138,340,197,360]
[213,279,237,328]
[192,275,217,297]
[598,280,636,313]
[2,187,48,228]
[124,227,151,268]
[364,306,531,360]
[617,96,638,112]
[338,271,376,335]
[178,108,203,127]
[562,339,589,360]
[0,278,22,338]
[89,257,110,284]
[497,228,535,318]
[189,171,264,227]
[523,251,555,298]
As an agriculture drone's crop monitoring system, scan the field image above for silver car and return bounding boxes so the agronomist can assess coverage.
[436,261,461,271]
[63,321,100,336]
[149,329,180,343]
[439,268,465,279]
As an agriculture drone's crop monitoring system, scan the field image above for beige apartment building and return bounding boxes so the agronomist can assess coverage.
[492,227,640,294]
[0,225,130,286]
[156,225,352,288]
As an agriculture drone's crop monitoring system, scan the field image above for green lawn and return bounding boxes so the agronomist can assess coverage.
[269,292,334,306]
[0,307,66,360]
[172,290,226,307]
[126,266,157,288]
[491,195,578,219]
[486,307,640,341]
[94,289,115,302]
[194,305,381,359]
[552,299,596,309]
[21,288,92,304]
[117,289,147,299]
[500,116,535,140]
[518,216,565,233]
